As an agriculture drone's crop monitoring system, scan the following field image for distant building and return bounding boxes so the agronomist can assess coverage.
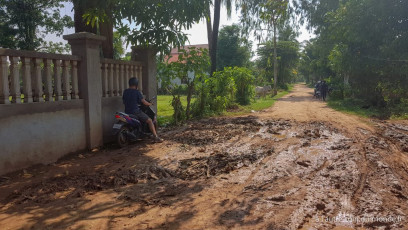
[158,44,209,90]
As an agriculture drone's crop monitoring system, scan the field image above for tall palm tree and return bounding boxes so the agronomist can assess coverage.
[206,0,233,75]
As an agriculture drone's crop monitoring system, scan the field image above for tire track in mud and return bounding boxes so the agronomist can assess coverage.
[161,117,408,230]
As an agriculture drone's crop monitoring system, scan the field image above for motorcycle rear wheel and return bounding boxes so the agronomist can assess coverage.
[117,126,129,148]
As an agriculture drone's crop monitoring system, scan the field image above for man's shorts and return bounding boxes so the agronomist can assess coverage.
[131,110,150,123]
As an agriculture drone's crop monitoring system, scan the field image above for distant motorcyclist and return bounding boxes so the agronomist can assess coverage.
[320,80,329,101]
[314,81,321,98]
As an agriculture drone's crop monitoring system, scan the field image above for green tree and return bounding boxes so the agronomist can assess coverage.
[78,0,210,58]
[0,6,17,49]
[297,0,408,117]
[0,0,73,51]
[205,0,233,75]
[160,48,211,119]
[258,40,299,86]
[113,31,125,60]
[238,0,289,95]
[216,24,252,70]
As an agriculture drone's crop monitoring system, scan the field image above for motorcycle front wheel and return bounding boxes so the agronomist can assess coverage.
[117,126,130,148]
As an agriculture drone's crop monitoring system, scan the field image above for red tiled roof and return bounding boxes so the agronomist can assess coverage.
[165,44,209,63]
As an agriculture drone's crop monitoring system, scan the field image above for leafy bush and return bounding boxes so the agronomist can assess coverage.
[191,76,231,118]
[157,47,210,121]
[210,70,236,108]
[171,95,185,124]
[228,67,255,105]
[191,67,255,117]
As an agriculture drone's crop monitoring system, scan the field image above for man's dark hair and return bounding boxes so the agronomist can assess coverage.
[129,77,139,87]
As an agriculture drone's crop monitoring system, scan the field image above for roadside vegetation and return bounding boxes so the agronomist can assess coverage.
[157,22,300,126]
[298,0,408,119]
[328,98,408,120]
[157,85,293,126]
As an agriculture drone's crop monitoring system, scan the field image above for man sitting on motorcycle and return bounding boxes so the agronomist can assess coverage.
[123,77,163,142]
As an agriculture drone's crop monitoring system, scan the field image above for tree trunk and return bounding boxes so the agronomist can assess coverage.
[206,3,213,53]
[210,0,221,75]
[99,20,114,59]
[73,1,96,34]
[186,83,194,119]
[273,21,278,96]
[72,0,114,59]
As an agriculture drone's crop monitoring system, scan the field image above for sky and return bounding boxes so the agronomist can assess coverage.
[49,2,314,55]
[183,4,314,46]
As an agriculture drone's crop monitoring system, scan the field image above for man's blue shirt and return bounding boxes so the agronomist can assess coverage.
[122,88,143,114]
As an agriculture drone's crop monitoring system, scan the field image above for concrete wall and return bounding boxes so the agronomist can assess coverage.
[102,97,124,143]
[0,33,153,176]
[0,96,134,175]
[0,100,87,175]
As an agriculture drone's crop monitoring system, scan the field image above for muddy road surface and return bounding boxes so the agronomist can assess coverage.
[1,84,408,230]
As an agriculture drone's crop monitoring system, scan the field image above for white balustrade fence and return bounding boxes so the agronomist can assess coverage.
[101,59,143,97]
[0,48,81,104]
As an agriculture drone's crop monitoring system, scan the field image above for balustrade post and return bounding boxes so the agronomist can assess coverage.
[61,60,71,100]
[71,60,79,99]
[126,66,130,90]
[129,64,134,80]
[0,56,10,104]
[137,66,143,94]
[53,59,63,101]
[21,57,33,103]
[108,63,114,97]
[119,64,124,96]
[115,64,120,96]
[43,59,53,101]
[32,58,44,102]
[10,57,21,104]
[101,63,108,97]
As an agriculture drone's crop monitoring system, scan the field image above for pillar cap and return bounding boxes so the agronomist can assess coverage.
[63,32,106,43]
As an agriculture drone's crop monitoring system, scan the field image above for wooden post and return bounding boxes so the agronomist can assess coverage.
[10,57,21,104]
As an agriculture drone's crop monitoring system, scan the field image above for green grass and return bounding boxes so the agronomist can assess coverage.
[157,95,190,125]
[157,85,294,126]
[328,98,408,120]
[327,98,384,118]
[225,85,294,116]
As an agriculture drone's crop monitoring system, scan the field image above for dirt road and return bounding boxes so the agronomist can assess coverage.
[1,84,408,230]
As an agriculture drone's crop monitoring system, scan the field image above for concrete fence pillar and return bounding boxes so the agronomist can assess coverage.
[131,47,158,113]
[63,32,106,149]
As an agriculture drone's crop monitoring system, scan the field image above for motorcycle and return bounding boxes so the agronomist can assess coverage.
[112,97,157,147]
[314,90,321,99]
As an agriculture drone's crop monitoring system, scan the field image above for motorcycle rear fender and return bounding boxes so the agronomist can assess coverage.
[112,122,127,135]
